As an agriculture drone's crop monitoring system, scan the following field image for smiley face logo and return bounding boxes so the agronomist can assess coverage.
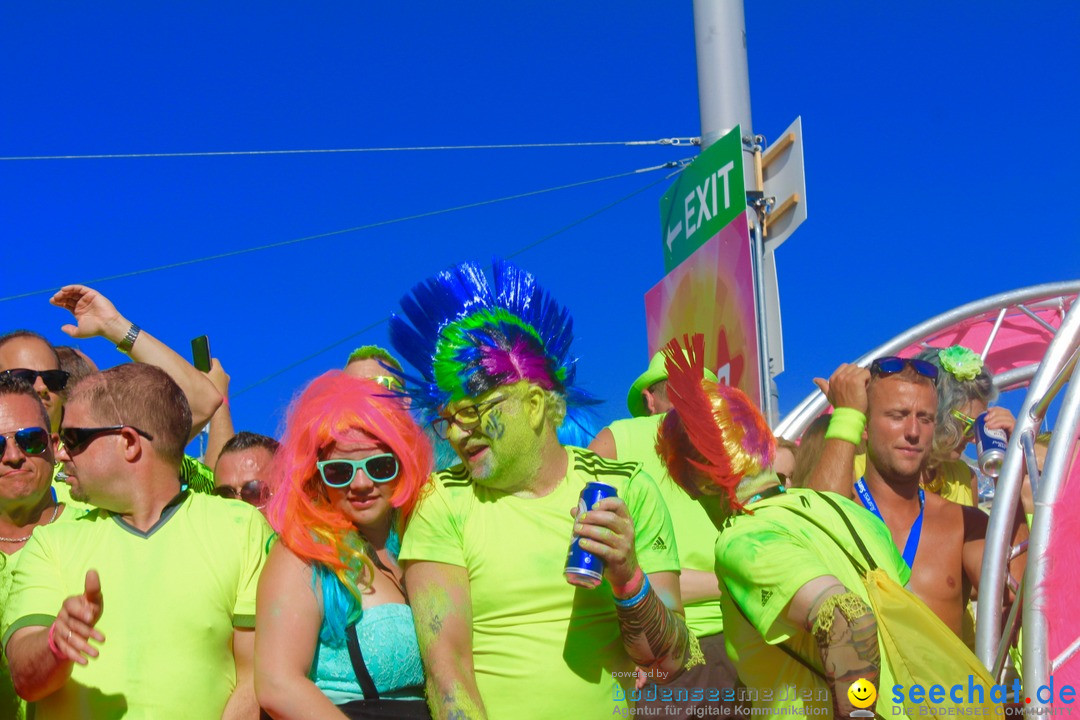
[847,678,877,709]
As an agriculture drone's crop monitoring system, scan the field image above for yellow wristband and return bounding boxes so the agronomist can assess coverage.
[825,407,866,445]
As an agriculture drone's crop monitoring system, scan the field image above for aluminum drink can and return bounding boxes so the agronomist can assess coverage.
[565,481,618,588]
[975,413,1008,478]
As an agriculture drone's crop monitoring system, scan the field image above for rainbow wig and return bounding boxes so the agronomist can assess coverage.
[656,334,774,512]
[389,259,596,423]
[266,370,433,641]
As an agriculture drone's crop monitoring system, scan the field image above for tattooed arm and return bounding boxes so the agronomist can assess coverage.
[573,497,692,683]
[786,576,880,717]
[614,571,694,682]
[405,561,487,720]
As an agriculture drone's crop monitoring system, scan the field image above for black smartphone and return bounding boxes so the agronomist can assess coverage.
[191,335,212,372]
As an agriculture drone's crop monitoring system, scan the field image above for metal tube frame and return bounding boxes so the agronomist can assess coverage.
[775,282,1079,441]
[1020,311,1080,709]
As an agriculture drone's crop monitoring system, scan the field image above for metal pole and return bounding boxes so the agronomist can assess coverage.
[976,299,1080,669]
[694,0,772,418]
[1024,352,1080,709]
[693,0,753,151]
[750,213,776,424]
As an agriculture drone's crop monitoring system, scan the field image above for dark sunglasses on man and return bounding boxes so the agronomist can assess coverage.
[869,356,939,383]
[0,427,50,456]
[59,425,154,455]
[211,480,271,508]
[0,368,70,393]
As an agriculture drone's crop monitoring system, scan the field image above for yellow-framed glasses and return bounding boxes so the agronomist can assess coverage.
[951,409,977,438]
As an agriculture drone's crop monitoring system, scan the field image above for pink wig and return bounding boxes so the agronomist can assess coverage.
[266,371,433,598]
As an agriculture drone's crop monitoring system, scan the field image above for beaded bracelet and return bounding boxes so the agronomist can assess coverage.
[825,407,866,446]
[613,574,652,609]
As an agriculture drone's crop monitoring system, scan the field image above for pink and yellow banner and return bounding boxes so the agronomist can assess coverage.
[645,210,761,407]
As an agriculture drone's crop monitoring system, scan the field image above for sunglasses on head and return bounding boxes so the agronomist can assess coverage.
[59,425,154,455]
[1,368,70,393]
[212,480,271,507]
[316,453,400,488]
[869,356,939,383]
[0,427,50,456]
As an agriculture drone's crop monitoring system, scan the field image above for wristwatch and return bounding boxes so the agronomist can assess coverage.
[116,323,141,354]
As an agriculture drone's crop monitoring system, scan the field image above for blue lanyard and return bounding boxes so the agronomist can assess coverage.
[854,478,924,569]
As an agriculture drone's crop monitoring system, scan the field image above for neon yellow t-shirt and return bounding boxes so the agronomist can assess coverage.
[716,488,911,718]
[927,459,976,507]
[0,500,83,720]
[399,446,680,719]
[2,492,272,720]
[607,414,723,637]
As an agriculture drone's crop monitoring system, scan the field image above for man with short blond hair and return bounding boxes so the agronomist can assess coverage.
[3,364,271,719]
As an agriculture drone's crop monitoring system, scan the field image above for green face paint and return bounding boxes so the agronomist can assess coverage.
[410,582,453,641]
[481,407,506,439]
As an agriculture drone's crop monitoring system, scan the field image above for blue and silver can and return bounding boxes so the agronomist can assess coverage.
[974,413,1008,478]
[565,481,618,588]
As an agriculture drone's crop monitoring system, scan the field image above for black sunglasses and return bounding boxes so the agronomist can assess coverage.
[869,356,938,383]
[0,427,50,456]
[59,425,154,455]
[211,480,271,507]
[0,368,70,393]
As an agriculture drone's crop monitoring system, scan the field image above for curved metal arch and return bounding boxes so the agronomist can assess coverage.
[775,281,1080,441]
[1016,323,1080,709]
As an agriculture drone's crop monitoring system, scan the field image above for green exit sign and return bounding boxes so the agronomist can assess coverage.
[660,125,746,271]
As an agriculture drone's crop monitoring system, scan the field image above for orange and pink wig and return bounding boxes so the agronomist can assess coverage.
[656,334,775,512]
[266,370,433,599]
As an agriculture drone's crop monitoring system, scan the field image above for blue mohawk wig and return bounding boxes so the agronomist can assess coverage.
[388,259,597,429]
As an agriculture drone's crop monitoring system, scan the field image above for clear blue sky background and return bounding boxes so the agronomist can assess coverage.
[3,3,1078,450]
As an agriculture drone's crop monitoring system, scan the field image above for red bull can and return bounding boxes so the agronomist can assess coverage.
[975,413,1008,478]
[565,481,618,588]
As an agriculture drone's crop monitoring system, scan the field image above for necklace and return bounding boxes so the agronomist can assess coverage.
[0,503,60,543]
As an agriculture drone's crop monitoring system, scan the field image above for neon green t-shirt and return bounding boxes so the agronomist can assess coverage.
[2,491,272,720]
[716,488,911,718]
[607,414,723,637]
[1,499,84,720]
[399,446,680,720]
[928,459,976,507]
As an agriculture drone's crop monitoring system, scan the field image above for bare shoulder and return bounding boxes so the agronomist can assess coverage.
[922,493,971,539]
[923,490,960,518]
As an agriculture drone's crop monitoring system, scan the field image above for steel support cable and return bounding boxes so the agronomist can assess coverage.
[0,137,701,162]
[0,159,689,304]
[230,165,685,399]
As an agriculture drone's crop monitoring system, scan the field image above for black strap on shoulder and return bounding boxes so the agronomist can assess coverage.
[756,494,869,576]
[345,622,381,701]
[814,491,879,571]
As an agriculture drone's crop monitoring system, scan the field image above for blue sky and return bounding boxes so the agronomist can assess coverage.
[3,3,1078,448]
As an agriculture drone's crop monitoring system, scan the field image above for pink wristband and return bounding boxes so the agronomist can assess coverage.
[610,567,645,599]
[46,623,65,661]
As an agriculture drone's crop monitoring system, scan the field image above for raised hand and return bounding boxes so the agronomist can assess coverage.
[813,363,870,414]
[51,569,106,666]
[50,285,129,343]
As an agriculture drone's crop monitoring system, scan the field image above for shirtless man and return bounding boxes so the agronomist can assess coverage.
[806,358,1026,639]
